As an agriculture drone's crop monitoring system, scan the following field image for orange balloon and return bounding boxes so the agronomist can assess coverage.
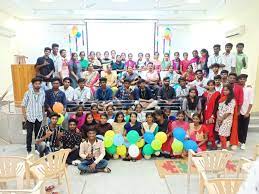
[53,102,64,114]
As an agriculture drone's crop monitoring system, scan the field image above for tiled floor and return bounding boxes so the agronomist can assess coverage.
[1,132,259,194]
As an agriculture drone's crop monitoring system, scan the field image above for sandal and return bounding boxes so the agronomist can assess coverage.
[45,185,55,192]
[103,167,111,173]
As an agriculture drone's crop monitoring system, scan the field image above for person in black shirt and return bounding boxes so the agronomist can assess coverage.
[137,79,158,110]
[60,119,82,164]
[36,112,64,157]
[35,47,55,87]
[158,77,176,107]
[95,113,112,136]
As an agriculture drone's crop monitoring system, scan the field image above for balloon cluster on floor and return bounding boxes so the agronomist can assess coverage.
[172,127,198,154]
[103,128,199,160]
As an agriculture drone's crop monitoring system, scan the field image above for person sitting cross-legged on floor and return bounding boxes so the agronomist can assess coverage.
[36,112,64,157]
[60,118,82,165]
[78,127,111,174]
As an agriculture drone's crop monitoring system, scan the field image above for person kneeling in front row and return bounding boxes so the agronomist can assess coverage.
[78,128,111,174]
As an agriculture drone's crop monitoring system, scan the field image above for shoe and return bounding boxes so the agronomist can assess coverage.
[72,160,81,166]
[240,143,246,150]
[231,145,238,150]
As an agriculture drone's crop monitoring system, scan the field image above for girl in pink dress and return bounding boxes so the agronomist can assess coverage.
[180,52,190,74]
[70,105,86,131]
[153,52,161,73]
[189,50,200,72]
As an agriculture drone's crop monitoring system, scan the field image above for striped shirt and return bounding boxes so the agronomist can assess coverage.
[37,125,64,151]
[22,89,45,122]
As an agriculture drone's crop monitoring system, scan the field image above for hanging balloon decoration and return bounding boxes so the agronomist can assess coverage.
[163,27,172,55]
[69,25,85,52]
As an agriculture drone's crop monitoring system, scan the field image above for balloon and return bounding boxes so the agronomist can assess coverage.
[57,113,64,125]
[104,130,115,138]
[76,31,81,38]
[72,25,78,32]
[126,130,140,144]
[136,139,145,148]
[155,132,167,144]
[142,144,154,155]
[173,127,186,142]
[116,145,126,156]
[106,144,116,155]
[144,155,151,160]
[104,137,113,148]
[53,102,64,114]
[183,140,198,152]
[113,134,124,146]
[151,139,162,151]
[171,139,184,153]
[124,140,130,148]
[144,132,155,144]
[96,135,104,141]
[128,144,140,158]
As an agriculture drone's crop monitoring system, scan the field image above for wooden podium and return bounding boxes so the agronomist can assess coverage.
[11,64,36,106]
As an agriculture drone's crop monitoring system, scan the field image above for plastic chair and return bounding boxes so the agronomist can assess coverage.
[0,181,44,194]
[28,149,71,194]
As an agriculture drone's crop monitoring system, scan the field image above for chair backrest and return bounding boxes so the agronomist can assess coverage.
[30,149,70,179]
[198,150,233,172]
[0,157,26,180]
[206,178,244,194]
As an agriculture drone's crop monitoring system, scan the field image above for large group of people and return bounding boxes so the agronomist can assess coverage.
[21,42,253,174]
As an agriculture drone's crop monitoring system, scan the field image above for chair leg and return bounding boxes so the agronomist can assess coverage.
[199,173,205,194]
[187,152,192,186]
[64,168,71,194]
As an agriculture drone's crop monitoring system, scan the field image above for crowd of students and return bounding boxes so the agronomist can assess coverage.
[21,42,253,174]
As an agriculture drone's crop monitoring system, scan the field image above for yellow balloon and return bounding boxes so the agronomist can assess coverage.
[155,132,167,144]
[116,145,126,156]
[105,130,115,138]
[136,139,145,148]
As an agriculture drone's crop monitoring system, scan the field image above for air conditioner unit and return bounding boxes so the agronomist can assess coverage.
[225,25,245,38]
[0,26,16,38]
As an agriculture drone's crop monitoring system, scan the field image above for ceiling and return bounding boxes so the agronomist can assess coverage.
[0,0,226,21]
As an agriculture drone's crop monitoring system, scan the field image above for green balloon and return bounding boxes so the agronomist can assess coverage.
[142,144,154,155]
[171,139,184,153]
[151,139,162,151]
[126,130,140,144]
[106,144,116,155]
[104,137,113,148]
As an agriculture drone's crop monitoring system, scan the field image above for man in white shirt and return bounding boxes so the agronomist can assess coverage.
[238,74,253,150]
[59,77,74,102]
[74,78,92,103]
[207,44,225,77]
[189,70,208,96]
[222,43,236,73]
[50,43,63,79]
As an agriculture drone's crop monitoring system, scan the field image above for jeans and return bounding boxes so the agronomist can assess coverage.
[26,120,42,152]
[238,114,250,144]
[66,148,80,164]
[37,142,52,157]
[78,159,108,173]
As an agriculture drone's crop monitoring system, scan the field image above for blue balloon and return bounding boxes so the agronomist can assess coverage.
[173,127,186,142]
[144,132,155,144]
[183,140,198,152]
[124,140,131,148]
[113,134,124,146]
[76,31,81,38]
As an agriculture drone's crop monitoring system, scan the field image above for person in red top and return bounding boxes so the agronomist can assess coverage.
[202,80,220,149]
[188,113,208,151]
[228,73,244,149]
[180,52,190,74]
[183,65,196,83]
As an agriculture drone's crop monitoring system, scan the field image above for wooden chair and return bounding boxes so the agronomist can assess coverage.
[187,149,233,194]
[200,171,244,194]
[0,181,44,194]
[0,156,31,189]
[28,149,71,194]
